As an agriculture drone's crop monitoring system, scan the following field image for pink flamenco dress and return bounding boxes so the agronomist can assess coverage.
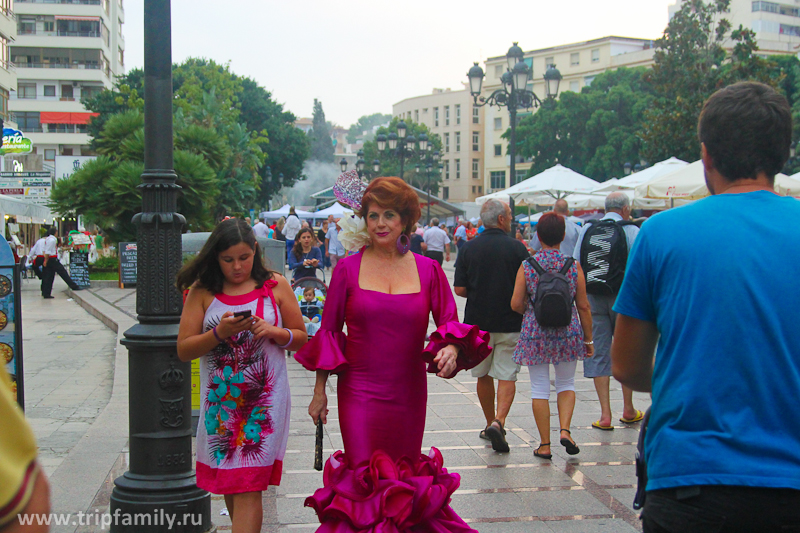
[295,253,492,533]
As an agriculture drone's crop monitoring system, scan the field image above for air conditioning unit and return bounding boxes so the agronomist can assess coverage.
[72,82,79,87]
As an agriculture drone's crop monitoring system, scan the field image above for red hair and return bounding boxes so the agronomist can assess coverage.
[536,212,566,246]
[358,177,421,235]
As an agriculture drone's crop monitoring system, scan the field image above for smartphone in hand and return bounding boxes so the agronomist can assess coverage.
[233,310,252,320]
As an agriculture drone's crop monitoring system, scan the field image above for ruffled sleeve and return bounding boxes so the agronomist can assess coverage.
[294,261,349,373]
[422,259,491,378]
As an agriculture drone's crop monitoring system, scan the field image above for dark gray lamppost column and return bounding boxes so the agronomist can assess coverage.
[109,1,213,531]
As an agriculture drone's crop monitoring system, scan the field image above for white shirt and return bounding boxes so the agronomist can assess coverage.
[43,235,58,256]
[30,237,45,258]
[326,226,345,257]
[284,215,302,240]
[423,227,451,252]
[253,221,270,239]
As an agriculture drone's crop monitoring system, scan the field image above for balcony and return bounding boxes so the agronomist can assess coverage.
[16,0,102,4]
[16,62,101,69]
[18,29,103,38]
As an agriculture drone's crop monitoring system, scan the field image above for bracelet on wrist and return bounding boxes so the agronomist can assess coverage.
[212,326,223,343]
[584,340,594,345]
[277,328,293,349]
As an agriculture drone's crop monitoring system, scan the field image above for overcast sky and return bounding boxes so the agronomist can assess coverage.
[124,0,675,127]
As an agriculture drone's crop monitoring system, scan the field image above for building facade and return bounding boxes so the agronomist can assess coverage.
[0,0,15,127]
[9,0,125,167]
[393,87,485,203]
[480,36,655,196]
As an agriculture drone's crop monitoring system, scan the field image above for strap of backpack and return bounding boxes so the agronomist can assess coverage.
[526,256,545,276]
[558,257,574,275]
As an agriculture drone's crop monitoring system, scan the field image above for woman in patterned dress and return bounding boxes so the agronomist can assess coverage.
[177,218,307,533]
[510,212,594,460]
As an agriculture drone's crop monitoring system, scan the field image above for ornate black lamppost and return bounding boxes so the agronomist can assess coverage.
[467,42,562,236]
[415,146,441,222]
[109,1,212,531]
[375,122,428,178]
[341,149,380,180]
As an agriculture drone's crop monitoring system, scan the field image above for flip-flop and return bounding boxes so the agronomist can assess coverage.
[485,419,510,453]
[619,410,645,424]
[559,429,580,455]
[480,424,506,441]
[592,421,615,431]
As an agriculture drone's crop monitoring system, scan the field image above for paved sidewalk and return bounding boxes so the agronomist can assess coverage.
[31,261,649,532]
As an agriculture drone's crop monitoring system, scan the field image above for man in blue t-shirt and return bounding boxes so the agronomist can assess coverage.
[611,82,800,531]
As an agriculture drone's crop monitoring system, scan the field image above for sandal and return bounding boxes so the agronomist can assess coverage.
[559,429,580,455]
[534,442,552,460]
[479,421,506,441]
[485,419,510,453]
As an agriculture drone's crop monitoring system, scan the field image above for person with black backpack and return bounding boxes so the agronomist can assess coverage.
[510,213,594,460]
[573,191,642,431]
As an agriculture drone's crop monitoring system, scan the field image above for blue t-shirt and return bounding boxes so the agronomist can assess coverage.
[614,191,800,492]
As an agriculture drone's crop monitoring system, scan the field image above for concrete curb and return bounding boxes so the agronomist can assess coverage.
[46,288,136,533]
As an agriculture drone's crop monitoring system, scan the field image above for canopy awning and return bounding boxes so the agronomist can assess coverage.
[259,204,315,219]
[55,15,100,21]
[313,202,348,218]
[0,194,54,223]
[40,112,99,125]
[476,164,598,205]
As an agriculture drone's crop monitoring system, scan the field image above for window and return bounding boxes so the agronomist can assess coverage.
[17,83,36,99]
[61,84,74,100]
[478,186,482,194]
[414,109,419,122]
[44,21,54,33]
[455,104,461,125]
[570,80,580,92]
[0,88,7,121]
[490,171,505,190]
[584,75,596,87]
[494,117,502,130]
[472,159,479,179]
[119,47,124,67]
[13,111,40,131]
[494,144,502,157]
[44,85,55,97]
[455,159,461,179]
[445,133,450,153]
[44,149,56,161]
[545,56,554,68]
[62,148,73,156]
[455,132,461,152]
[516,168,527,184]
[494,64,503,78]
[472,106,479,124]
[444,160,450,180]
[434,107,439,127]
[81,85,104,100]
[472,186,476,193]
[591,48,600,63]
[18,17,35,35]
[443,187,449,200]
[570,52,580,66]
[423,108,428,114]
[472,132,479,152]
[445,106,450,126]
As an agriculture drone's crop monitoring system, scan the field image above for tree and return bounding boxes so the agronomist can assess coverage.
[361,117,442,191]
[346,113,392,144]
[640,0,779,163]
[308,99,334,163]
[514,67,655,181]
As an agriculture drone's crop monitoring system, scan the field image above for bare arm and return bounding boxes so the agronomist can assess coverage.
[510,264,527,315]
[574,262,592,341]
[177,287,251,362]
[611,314,659,393]
[454,286,467,298]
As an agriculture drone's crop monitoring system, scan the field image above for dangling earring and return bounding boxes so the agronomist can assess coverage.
[396,234,410,255]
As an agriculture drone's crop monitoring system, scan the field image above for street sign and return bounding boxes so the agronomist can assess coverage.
[68,251,90,289]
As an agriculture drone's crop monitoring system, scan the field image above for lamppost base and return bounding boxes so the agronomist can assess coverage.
[110,472,215,533]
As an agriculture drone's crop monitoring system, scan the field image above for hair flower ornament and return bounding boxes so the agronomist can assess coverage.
[337,211,371,252]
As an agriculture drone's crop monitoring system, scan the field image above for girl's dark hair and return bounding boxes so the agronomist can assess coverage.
[291,227,316,260]
[176,218,273,294]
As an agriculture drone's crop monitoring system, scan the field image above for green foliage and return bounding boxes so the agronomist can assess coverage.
[91,255,119,271]
[347,113,392,144]
[361,117,443,191]
[83,70,144,147]
[515,68,654,181]
[309,99,334,163]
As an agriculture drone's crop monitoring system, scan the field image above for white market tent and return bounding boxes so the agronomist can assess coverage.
[518,212,583,225]
[476,164,599,205]
[779,173,800,197]
[313,202,349,218]
[592,157,689,194]
[259,204,315,219]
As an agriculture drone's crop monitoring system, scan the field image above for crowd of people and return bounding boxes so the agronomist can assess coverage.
[3,82,800,533]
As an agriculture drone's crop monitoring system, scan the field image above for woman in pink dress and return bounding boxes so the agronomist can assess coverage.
[295,176,492,533]
[177,219,308,533]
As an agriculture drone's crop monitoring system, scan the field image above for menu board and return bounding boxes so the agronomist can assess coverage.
[68,251,90,289]
[119,242,137,288]
[0,240,23,408]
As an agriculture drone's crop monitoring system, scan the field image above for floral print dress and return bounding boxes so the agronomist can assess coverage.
[196,280,290,494]
[512,249,585,366]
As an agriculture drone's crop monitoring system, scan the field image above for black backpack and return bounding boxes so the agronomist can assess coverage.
[579,219,637,296]
[527,256,575,328]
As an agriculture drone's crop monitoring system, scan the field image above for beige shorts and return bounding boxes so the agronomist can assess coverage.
[471,332,521,381]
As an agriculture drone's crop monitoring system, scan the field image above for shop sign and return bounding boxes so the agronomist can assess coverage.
[0,128,33,155]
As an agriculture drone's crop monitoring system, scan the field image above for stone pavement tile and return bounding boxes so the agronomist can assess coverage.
[517,489,614,517]
[277,497,316,526]
[546,518,640,532]
[440,448,489,468]
[276,472,325,496]
[494,464,580,489]
[467,521,553,533]
[575,465,638,487]
[422,431,475,449]
[605,488,639,513]
[449,491,529,520]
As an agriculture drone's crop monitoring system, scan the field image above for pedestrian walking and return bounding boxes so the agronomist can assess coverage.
[28,236,45,279]
[325,219,345,269]
[613,81,800,532]
[511,212,594,459]
[283,207,302,256]
[454,220,467,253]
[177,218,307,533]
[410,224,425,255]
[41,228,81,298]
[531,200,580,257]
[422,217,450,265]
[573,191,642,430]
[253,217,270,239]
[287,227,322,281]
[454,199,529,453]
[317,221,331,269]
[273,217,286,242]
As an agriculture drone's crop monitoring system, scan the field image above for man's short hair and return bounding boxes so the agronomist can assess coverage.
[47,227,57,236]
[430,217,440,226]
[698,81,791,183]
[480,199,506,228]
[605,191,630,212]
[553,199,570,215]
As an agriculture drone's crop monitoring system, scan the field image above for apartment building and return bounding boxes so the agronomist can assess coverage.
[8,0,125,166]
[0,1,14,126]
[670,0,800,54]
[393,87,484,203]
[481,37,655,195]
